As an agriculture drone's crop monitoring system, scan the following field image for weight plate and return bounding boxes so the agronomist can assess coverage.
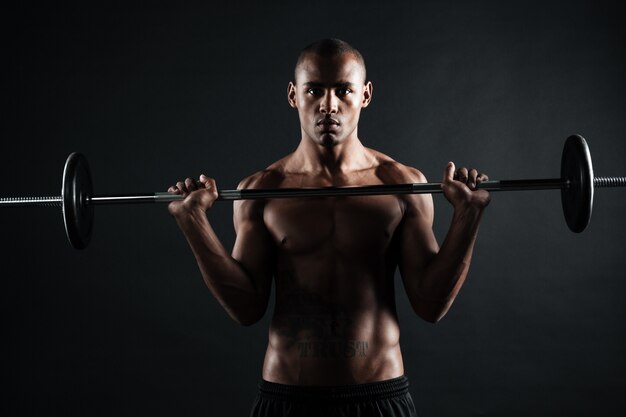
[560,134,594,233]
[62,153,94,249]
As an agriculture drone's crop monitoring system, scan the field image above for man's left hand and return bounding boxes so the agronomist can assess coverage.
[441,162,491,210]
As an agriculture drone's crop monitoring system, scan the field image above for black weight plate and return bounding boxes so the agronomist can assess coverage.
[560,135,594,233]
[62,153,94,249]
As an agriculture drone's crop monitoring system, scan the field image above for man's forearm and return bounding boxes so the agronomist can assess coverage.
[417,205,484,315]
[175,209,263,325]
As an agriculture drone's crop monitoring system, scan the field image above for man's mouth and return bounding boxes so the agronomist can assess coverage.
[317,118,340,126]
[317,118,340,131]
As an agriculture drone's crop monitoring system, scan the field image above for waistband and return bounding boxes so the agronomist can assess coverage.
[258,375,409,402]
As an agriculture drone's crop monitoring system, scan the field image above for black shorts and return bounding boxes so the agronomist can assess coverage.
[249,375,417,417]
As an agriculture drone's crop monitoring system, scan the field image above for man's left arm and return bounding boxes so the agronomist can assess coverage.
[398,162,490,323]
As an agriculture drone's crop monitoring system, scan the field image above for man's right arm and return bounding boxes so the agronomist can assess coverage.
[169,174,275,326]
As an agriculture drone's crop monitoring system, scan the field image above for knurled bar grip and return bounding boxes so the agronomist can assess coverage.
[594,176,626,187]
[0,196,62,206]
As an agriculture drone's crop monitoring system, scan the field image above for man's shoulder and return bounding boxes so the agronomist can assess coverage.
[367,148,427,184]
[237,157,289,190]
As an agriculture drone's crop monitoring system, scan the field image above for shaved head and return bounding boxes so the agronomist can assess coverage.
[294,38,367,84]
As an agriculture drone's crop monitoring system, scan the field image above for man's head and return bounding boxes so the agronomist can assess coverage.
[288,39,372,148]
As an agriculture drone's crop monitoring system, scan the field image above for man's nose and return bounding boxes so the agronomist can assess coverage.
[319,90,338,114]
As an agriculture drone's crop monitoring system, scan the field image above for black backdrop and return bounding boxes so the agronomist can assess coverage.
[2,1,625,416]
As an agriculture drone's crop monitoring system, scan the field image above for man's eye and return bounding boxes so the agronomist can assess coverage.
[337,88,352,96]
[307,88,323,96]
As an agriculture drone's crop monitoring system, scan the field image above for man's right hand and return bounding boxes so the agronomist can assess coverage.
[167,174,219,217]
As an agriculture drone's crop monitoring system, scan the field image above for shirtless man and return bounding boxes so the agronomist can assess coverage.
[167,39,490,417]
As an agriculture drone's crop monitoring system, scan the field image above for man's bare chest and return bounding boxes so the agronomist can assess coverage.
[263,194,404,256]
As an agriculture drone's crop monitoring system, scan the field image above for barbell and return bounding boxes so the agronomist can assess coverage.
[1,134,624,250]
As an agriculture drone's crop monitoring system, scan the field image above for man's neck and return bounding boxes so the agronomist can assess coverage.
[291,134,373,177]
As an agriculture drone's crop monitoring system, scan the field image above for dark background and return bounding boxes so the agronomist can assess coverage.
[2,1,625,416]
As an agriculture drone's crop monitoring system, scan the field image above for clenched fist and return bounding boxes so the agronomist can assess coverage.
[167,174,219,217]
[441,162,491,210]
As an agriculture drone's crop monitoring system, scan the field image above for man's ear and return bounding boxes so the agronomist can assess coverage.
[361,81,373,108]
[287,82,297,108]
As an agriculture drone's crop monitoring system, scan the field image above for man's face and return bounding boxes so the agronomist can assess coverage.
[288,52,372,148]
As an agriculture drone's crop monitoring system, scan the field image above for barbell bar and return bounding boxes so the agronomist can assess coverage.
[1,134,624,250]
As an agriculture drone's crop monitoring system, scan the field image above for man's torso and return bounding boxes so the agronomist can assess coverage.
[244,148,420,385]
